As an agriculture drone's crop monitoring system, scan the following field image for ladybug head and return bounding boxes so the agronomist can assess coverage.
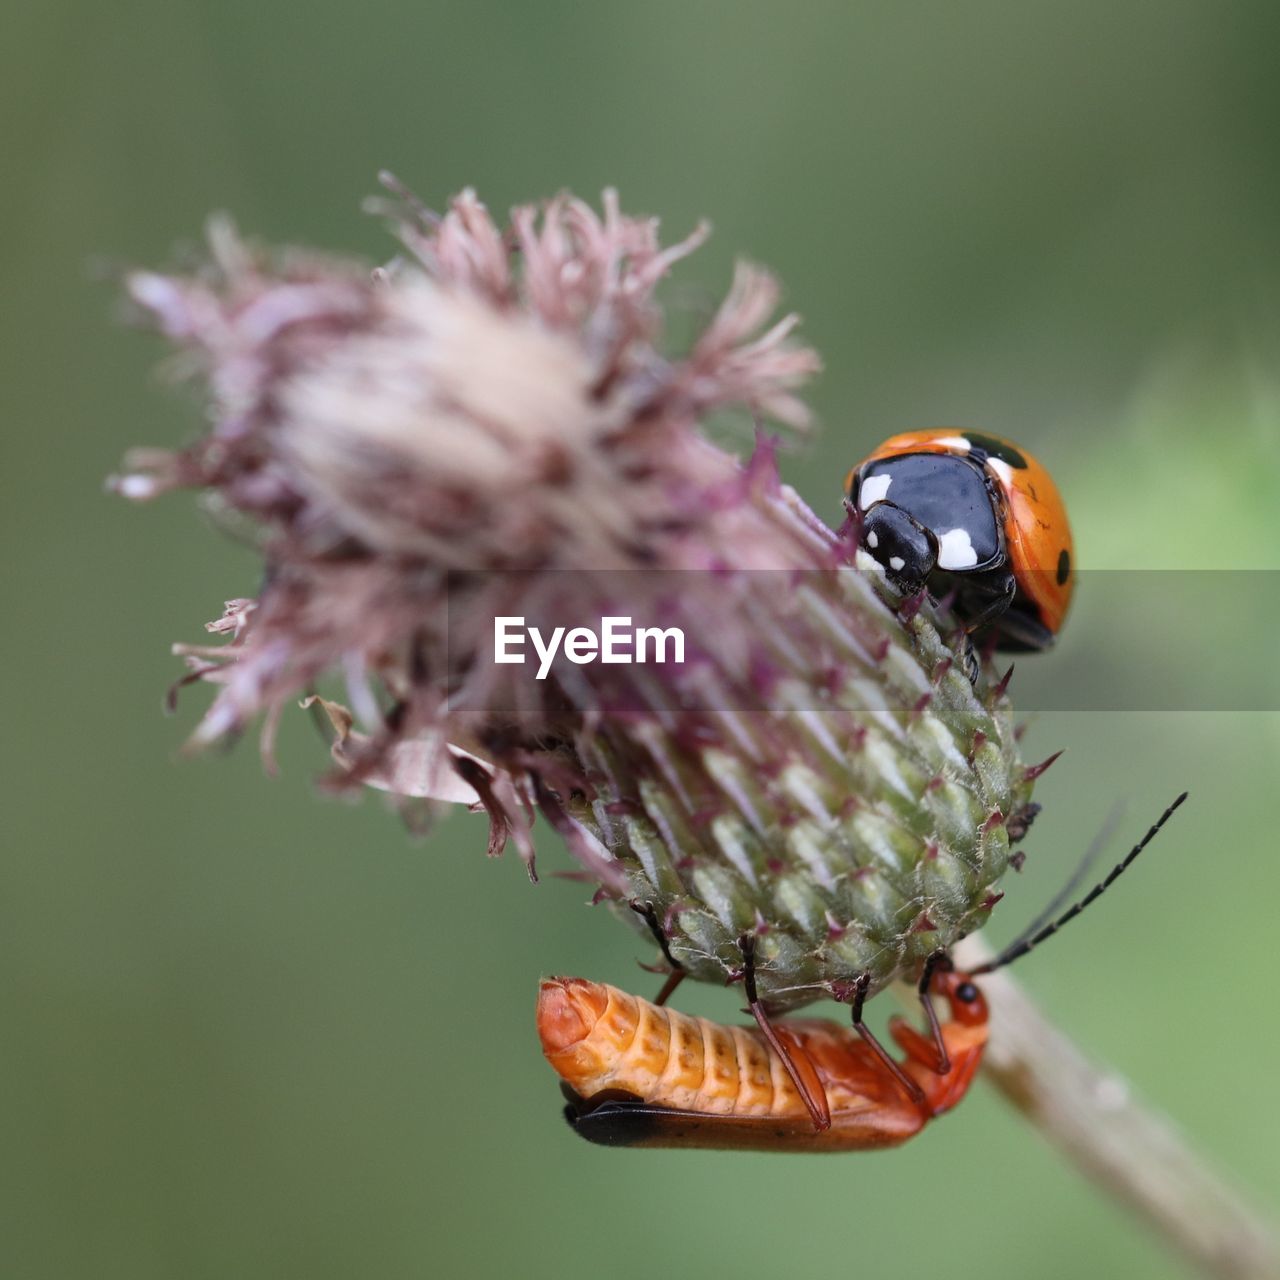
[859,503,937,591]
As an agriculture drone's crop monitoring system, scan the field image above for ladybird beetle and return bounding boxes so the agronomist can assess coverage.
[844,430,1074,651]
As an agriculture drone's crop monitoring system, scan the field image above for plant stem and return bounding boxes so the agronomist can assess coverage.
[932,938,1279,1279]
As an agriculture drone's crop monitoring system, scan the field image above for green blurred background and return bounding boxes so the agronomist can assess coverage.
[4,2,1279,1276]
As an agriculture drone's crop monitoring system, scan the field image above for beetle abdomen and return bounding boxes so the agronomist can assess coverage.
[538,976,885,1120]
[538,977,806,1116]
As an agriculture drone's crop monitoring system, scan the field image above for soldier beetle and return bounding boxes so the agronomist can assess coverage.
[539,793,1186,1151]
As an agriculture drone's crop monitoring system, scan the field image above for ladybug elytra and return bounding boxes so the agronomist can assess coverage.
[845,430,1074,652]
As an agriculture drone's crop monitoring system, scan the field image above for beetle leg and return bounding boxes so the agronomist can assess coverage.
[629,899,687,1007]
[947,569,1017,681]
[651,969,686,1008]
[848,973,927,1108]
[959,567,1018,637]
[988,603,1056,652]
[1006,800,1041,844]
[888,1016,938,1063]
[917,950,951,1075]
[738,934,831,1131]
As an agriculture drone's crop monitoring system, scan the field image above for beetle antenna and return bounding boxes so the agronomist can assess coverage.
[970,792,1187,976]
[1005,798,1127,952]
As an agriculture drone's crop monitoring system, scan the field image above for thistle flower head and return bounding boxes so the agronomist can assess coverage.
[115,181,1039,1009]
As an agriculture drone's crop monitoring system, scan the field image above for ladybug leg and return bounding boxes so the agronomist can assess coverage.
[847,973,927,1108]
[988,603,1056,652]
[737,934,831,1131]
[950,569,1017,680]
[628,900,686,1007]
[1006,801,1042,844]
[958,567,1018,638]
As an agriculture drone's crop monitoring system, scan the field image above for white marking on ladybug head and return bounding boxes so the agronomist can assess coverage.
[853,547,888,579]
[888,555,906,571]
[858,473,892,509]
[866,530,879,550]
[936,436,970,452]
[937,527,979,570]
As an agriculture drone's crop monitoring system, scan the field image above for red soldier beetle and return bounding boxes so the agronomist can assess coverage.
[539,793,1186,1151]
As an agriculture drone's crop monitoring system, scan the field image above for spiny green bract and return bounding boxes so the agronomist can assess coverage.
[573,562,1036,1011]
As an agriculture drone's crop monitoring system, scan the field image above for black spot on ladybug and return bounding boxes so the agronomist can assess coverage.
[963,432,1028,469]
[1056,548,1071,586]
